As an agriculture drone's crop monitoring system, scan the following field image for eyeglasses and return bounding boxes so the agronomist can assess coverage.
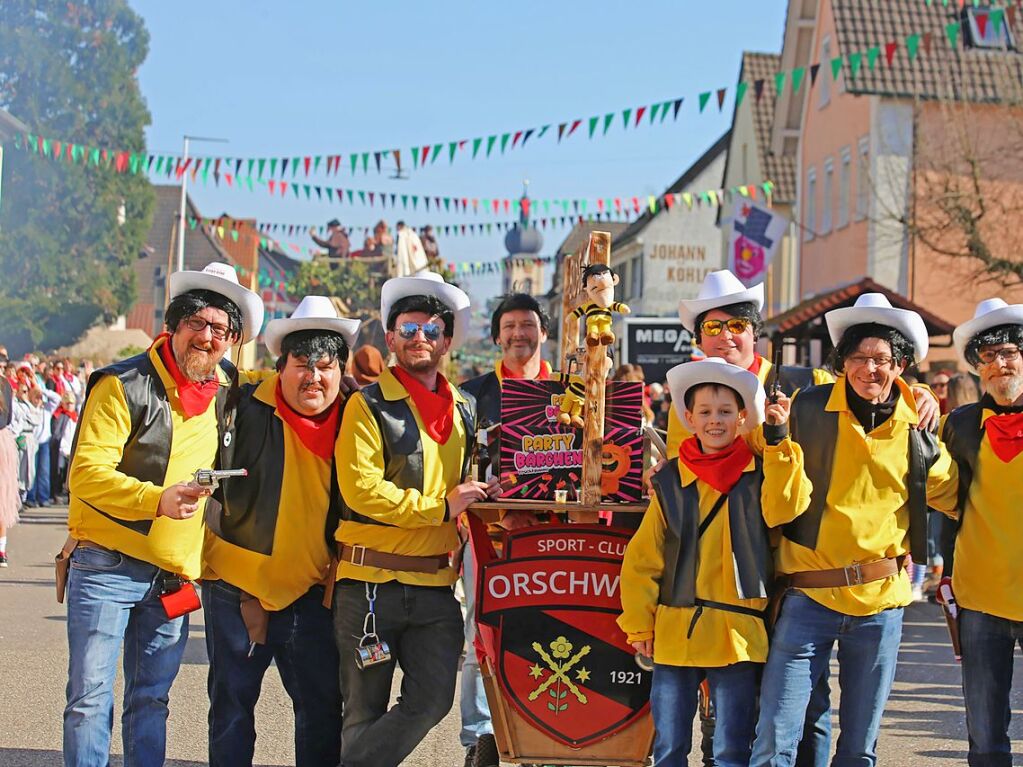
[182,316,233,340]
[845,354,895,370]
[700,317,752,336]
[396,321,442,341]
[978,347,1021,365]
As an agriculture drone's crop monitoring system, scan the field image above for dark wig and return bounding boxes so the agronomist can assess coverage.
[490,293,550,342]
[693,301,763,344]
[683,382,743,411]
[581,263,616,288]
[829,323,914,373]
[275,330,350,372]
[165,290,243,339]
[964,323,1023,367]
[387,295,454,338]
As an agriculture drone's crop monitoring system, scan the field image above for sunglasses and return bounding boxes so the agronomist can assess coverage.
[396,321,442,341]
[700,317,752,336]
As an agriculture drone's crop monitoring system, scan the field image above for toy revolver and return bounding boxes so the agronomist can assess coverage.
[193,468,248,491]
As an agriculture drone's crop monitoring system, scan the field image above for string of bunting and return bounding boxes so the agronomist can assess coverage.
[13,132,773,217]
[12,2,1011,182]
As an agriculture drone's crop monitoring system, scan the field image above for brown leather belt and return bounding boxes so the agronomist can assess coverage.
[337,544,449,574]
[785,556,906,589]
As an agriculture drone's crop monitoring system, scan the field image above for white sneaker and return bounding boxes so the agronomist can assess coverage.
[911,584,924,602]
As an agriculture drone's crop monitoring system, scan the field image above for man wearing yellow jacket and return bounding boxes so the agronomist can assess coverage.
[202,296,360,767]
[63,263,263,767]
[334,272,501,767]
[750,294,959,767]
[620,358,811,766]
[944,298,1023,766]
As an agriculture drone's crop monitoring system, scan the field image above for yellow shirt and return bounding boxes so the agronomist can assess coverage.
[666,358,833,455]
[67,340,229,579]
[335,366,466,587]
[777,377,959,616]
[202,375,336,611]
[949,409,1023,621]
[618,439,811,667]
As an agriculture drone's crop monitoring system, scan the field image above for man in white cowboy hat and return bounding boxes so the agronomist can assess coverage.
[621,357,811,766]
[333,271,501,767]
[941,298,1023,766]
[61,262,263,767]
[670,270,940,456]
[201,295,360,767]
[750,293,959,767]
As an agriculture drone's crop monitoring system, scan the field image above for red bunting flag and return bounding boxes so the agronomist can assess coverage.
[304,156,311,176]
[976,12,988,39]
[885,41,898,66]
[512,130,523,148]
[567,119,582,137]
[635,106,647,126]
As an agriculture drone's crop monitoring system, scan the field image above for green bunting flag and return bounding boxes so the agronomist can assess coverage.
[622,108,632,129]
[471,138,482,159]
[500,134,510,153]
[791,67,805,94]
[774,71,786,96]
[848,51,863,79]
[906,33,921,61]
[866,46,880,71]
[603,113,614,135]
[735,81,748,107]
[946,21,960,49]
[649,103,661,123]
[588,116,599,138]
[698,92,711,113]
[486,135,497,157]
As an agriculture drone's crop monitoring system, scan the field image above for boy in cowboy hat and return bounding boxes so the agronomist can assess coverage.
[750,294,959,767]
[202,295,361,767]
[942,298,1023,766]
[62,262,264,767]
[333,272,501,767]
[620,358,811,767]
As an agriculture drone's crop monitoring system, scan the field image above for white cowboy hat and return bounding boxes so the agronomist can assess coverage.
[264,295,362,358]
[953,298,1023,368]
[666,357,766,436]
[678,270,765,333]
[168,262,265,342]
[380,271,471,350]
[825,293,929,363]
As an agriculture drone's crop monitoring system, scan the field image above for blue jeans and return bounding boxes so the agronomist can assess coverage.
[333,579,464,767]
[203,580,342,767]
[651,662,759,767]
[959,608,1023,766]
[28,439,51,503]
[63,545,188,767]
[459,545,493,749]
[751,590,903,767]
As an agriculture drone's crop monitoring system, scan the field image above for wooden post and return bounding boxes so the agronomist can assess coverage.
[559,251,584,369]
[578,232,611,509]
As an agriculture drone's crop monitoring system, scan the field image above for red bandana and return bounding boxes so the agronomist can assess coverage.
[54,405,78,423]
[274,380,341,462]
[391,366,455,444]
[500,360,552,381]
[155,333,220,418]
[985,412,1023,463]
[679,435,753,495]
[747,354,763,375]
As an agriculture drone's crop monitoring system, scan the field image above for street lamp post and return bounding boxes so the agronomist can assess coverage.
[176,134,228,273]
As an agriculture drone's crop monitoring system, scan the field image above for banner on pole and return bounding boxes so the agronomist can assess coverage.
[727,199,788,287]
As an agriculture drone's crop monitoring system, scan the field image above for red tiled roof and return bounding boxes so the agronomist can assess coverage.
[763,277,955,335]
[740,52,797,203]
[832,0,1023,102]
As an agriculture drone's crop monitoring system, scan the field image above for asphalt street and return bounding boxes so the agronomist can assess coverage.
[1,506,1021,766]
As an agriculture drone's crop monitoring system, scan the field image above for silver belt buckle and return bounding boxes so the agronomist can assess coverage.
[844,563,864,586]
[350,545,367,567]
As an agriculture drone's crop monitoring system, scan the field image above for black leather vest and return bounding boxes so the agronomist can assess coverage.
[941,400,985,525]
[460,371,501,429]
[69,351,237,536]
[787,383,940,563]
[650,458,770,608]
[341,382,477,526]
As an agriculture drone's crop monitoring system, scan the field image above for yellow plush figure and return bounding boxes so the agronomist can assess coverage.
[572,264,631,347]
[555,371,585,428]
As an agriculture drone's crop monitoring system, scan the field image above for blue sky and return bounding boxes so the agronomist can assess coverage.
[131,0,788,305]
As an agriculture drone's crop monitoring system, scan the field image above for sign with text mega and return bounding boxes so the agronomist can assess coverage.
[620,317,694,385]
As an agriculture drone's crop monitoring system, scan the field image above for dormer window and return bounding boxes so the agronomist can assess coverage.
[964,6,1016,50]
